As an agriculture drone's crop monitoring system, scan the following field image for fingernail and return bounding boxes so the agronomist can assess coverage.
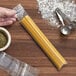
[14,14,18,18]
[8,21,13,24]
[12,18,16,22]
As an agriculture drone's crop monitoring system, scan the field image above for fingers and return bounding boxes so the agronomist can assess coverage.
[0,7,17,26]
[0,20,13,26]
[0,17,16,22]
[10,18,16,22]
[0,17,16,26]
[0,7,16,18]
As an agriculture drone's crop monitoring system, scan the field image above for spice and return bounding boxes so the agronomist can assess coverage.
[0,32,7,48]
[37,0,76,27]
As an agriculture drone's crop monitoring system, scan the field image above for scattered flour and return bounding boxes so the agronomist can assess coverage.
[37,0,76,27]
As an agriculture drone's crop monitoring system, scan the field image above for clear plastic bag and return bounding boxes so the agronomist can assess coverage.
[0,52,38,76]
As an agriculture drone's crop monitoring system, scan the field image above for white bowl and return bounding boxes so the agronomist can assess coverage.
[0,27,11,52]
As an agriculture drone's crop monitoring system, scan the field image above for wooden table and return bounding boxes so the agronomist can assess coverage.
[0,0,76,76]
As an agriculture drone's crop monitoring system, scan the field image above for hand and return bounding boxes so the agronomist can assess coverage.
[0,7,17,26]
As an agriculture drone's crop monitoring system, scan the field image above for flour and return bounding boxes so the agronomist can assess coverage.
[37,0,76,27]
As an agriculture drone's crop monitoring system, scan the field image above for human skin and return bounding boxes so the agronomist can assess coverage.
[0,7,17,26]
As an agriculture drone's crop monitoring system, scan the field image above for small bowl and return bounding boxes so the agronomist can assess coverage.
[0,27,11,52]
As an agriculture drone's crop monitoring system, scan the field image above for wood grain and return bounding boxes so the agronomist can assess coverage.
[0,0,76,76]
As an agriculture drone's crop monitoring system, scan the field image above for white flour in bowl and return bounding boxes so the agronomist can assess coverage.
[37,0,76,27]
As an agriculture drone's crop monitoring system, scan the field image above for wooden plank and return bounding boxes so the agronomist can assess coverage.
[0,0,76,76]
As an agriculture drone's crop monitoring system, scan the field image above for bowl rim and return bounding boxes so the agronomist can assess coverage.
[0,27,11,52]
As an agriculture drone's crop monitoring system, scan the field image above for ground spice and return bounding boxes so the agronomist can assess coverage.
[0,32,7,48]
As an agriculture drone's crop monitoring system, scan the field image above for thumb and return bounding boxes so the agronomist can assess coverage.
[4,8,16,17]
[0,7,16,17]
